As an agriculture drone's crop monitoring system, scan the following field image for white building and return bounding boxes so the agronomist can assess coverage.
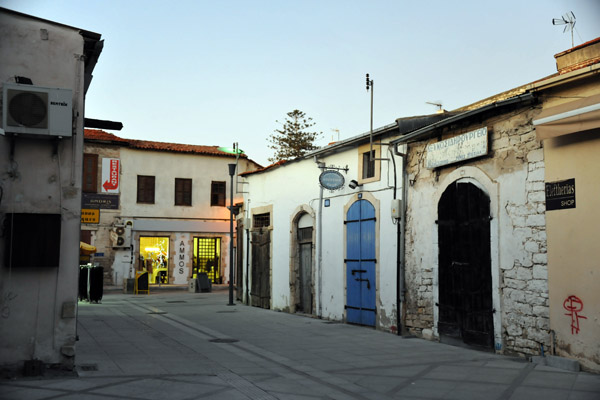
[238,115,445,331]
[0,8,103,372]
[82,130,261,287]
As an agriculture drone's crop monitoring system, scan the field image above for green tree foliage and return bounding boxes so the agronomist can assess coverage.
[267,109,322,163]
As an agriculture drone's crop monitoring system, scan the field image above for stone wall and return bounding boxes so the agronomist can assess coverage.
[403,106,550,357]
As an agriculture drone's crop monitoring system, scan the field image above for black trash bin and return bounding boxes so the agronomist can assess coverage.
[78,266,89,301]
[89,266,104,303]
[197,273,212,293]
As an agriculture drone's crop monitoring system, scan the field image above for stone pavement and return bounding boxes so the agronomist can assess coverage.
[2,289,599,400]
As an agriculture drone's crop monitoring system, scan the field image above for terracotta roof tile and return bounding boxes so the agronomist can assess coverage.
[84,129,245,158]
[240,160,287,176]
[84,129,129,143]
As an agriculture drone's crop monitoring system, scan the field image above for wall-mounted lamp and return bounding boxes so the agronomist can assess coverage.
[349,179,362,190]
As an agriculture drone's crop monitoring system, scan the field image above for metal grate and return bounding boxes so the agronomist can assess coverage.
[253,213,270,228]
[298,227,313,243]
[194,237,221,283]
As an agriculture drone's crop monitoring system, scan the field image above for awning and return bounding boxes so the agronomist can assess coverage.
[80,241,97,256]
[533,94,600,140]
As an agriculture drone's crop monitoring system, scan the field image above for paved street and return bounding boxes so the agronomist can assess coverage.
[2,288,599,400]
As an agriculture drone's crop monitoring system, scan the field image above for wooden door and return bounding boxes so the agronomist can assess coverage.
[438,182,494,348]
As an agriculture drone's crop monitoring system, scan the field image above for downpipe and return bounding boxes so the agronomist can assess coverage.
[394,143,408,335]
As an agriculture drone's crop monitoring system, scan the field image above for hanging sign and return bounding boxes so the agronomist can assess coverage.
[426,127,488,169]
[545,178,575,211]
[101,158,120,193]
[319,170,345,190]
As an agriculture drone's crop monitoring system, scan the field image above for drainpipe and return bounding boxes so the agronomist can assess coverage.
[394,143,408,335]
[315,157,325,318]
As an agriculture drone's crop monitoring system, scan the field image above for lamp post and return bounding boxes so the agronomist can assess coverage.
[228,162,236,306]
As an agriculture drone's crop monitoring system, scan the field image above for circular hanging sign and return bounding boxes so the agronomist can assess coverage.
[319,170,345,190]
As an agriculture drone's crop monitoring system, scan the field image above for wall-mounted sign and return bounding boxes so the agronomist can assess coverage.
[82,193,119,210]
[81,209,100,224]
[546,178,575,211]
[319,170,345,190]
[426,127,488,169]
[101,158,120,193]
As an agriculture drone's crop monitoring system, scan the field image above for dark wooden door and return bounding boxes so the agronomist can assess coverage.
[251,229,271,309]
[438,182,493,348]
[236,223,244,302]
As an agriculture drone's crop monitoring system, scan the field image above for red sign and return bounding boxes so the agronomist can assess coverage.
[102,158,120,193]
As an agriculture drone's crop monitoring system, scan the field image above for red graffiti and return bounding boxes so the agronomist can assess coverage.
[563,295,587,335]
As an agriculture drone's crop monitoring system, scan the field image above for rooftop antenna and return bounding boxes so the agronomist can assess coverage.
[553,11,576,48]
[331,128,340,142]
[426,101,444,113]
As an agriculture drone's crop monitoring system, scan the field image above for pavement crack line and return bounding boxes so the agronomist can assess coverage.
[497,362,535,400]
[120,300,378,400]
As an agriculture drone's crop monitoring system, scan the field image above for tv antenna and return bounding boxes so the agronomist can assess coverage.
[426,101,444,113]
[553,11,576,48]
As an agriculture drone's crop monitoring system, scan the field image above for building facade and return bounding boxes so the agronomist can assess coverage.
[238,116,445,331]
[0,8,103,371]
[82,130,261,288]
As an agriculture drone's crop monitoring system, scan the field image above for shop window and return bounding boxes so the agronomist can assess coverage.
[137,175,155,204]
[4,213,61,268]
[211,181,226,207]
[175,178,192,206]
[139,237,169,284]
[193,237,221,283]
[82,153,98,193]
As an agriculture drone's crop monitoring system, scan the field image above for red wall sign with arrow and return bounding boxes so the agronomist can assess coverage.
[101,158,120,193]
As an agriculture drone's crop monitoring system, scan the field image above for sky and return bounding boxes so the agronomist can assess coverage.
[3,0,600,166]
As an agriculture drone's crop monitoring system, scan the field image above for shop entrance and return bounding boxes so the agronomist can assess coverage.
[139,237,169,284]
[193,237,221,283]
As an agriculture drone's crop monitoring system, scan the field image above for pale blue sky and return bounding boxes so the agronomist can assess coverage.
[4,0,600,165]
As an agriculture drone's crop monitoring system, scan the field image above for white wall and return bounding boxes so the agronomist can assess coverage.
[0,11,89,369]
[243,140,402,331]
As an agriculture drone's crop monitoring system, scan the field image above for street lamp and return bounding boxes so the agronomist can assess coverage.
[227,162,236,306]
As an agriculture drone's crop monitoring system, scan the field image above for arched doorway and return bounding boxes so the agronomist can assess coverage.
[437,181,494,348]
[345,199,376,326]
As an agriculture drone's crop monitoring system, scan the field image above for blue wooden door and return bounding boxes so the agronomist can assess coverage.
[345,199,376,326]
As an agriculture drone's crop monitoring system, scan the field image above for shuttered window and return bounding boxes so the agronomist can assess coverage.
[137,175,155,204]
[82,153,98,193]
[211,181,226,207]
[175,178,192,206]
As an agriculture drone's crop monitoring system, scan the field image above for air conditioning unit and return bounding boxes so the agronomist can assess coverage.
[110,224,132,248]
[2,82,72,137]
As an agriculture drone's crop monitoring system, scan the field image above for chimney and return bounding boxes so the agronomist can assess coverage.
[554,37,600,74]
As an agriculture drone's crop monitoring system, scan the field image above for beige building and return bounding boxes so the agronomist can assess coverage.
[82,129,261,288]
[533,38,600,372]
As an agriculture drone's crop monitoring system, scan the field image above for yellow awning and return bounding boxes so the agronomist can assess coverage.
[534,94,600,140]
[80,241,96,256]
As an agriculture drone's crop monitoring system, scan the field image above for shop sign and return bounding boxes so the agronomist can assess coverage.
[546,178,575,211]
[426,127,488,169]
[81,209,100,224]
[101,158,120,193]
[82,193,119,209]
[319,170,345,190]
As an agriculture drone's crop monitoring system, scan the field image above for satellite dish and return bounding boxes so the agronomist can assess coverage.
[552,11,576,47]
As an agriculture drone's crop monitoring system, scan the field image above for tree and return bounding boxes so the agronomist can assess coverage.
[267,109,322,163]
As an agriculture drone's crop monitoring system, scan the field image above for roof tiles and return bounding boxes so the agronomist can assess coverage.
[84,129,245,158]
